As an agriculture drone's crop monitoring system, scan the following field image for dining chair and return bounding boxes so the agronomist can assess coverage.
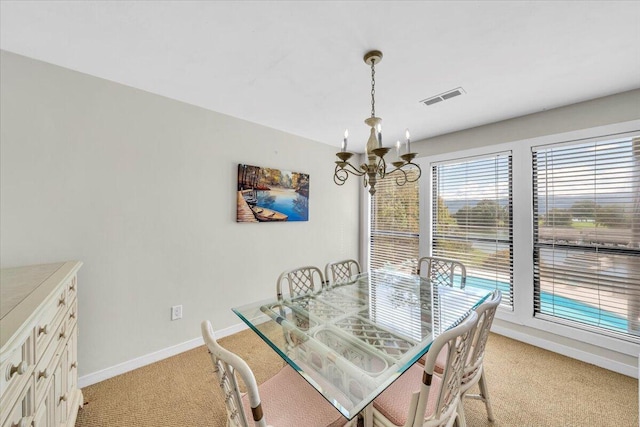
[417,256,467,289]
[201,320,354,427]
[457,289,502,425]
[324,259,361,287]
[370,311,478,427]
[276,265,325,300]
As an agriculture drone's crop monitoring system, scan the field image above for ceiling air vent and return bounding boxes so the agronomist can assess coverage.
[421,87,465,106]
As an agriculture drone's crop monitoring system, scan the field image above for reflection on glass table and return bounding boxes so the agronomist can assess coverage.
[232,268,492,420]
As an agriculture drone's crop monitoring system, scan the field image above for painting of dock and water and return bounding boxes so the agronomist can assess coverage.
[237,164,309,223]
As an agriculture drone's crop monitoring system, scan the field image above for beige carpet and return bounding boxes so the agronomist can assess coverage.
[75,331,638,427]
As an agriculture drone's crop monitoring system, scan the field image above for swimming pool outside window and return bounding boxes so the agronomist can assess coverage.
[532,135,640,342]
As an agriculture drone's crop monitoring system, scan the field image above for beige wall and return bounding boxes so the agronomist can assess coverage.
[0,50,360,378]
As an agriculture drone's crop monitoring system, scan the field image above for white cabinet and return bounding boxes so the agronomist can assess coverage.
[1,262,82,427]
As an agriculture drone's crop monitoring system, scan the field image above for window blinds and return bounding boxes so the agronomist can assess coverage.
[370,170,420,273]
[532,135,640,341]
[432,154,513,308]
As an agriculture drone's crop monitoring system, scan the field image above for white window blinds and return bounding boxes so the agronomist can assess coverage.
[370,170,420,273]
[432,154,513,308]
[532,135,640,341]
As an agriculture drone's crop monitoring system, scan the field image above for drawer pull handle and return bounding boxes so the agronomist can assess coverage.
[70,361,78,369]
[58,296,65,306]
[59,330,67,340]
[70,283,76,291]
[38,368,50,380]
[6,361,28,380]
[59,394,68,403]
[38,324,50,336]
[69,312,76,320]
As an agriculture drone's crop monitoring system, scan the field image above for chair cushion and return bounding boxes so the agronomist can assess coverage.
[417,346,447,375]
[242,365,349,427]
[372,364,442,426]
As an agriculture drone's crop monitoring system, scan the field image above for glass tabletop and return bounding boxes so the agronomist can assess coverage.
[232,268,492,420]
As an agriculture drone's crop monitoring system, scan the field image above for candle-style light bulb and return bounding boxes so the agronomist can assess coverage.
[405,129,411,153]
[396,140,401,159]
[342,129,348,152]
[376,124,382,148]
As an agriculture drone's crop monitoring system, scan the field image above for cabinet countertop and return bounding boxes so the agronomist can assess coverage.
[0,261,82,349]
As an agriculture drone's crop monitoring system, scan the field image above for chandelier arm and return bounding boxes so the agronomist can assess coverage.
[342,161,367,176]
[386,162,422,186]
[333,160,367,186]
[333,165,349,186]
[387,166,409,186]
[405,161,422,182]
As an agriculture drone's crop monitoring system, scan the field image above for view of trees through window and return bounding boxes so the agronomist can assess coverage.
[370,170,420,273]
[432,154,513,307]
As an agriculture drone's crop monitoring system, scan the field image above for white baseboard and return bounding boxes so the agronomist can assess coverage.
[78,322,248,388]
[492,324,638,378]
[80,320,637,389]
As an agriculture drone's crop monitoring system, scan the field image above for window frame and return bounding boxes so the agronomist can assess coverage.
[413,124,640,363]
[531,136,640,342]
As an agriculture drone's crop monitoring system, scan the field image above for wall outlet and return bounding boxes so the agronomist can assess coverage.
[171,305,183,321]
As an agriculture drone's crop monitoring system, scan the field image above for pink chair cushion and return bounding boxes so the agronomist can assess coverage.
[242,365,348,427]
[373,364,442,426]
[417,346,447,375]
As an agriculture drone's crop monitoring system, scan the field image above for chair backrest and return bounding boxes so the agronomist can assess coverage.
[466,290,502,377]
[417,256,467,289]
[324,259,361,286]
[276,266,324,300]
[201,321,266,427]
[414,310,478,426]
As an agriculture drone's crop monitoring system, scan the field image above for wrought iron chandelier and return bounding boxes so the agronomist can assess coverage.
[333,50,421,196]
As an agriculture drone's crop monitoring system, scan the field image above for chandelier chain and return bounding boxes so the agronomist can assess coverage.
[370,59,376,118]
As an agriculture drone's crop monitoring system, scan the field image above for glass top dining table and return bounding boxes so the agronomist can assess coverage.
[232,268,492,420]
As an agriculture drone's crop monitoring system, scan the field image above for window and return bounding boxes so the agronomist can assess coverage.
[370,170,420,273]
[431,153,513,307]
[532,135,640,341]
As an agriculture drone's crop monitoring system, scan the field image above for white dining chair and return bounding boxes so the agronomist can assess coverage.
[417,256,467,289]
[370,311,478,427]
[201,320,354,427]
[457,290,502,424]
[325,259,361,287]
[276,265,325,300]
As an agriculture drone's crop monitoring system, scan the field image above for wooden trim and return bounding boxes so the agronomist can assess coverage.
[422,371,432,386]
[251,403,263,421]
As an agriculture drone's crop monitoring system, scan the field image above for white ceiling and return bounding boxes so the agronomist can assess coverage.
[1,1,639,153]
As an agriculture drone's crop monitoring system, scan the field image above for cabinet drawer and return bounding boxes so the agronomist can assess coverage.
[0,334,33,402]
[1,379,33,427]
[33,289,67,362]
[66,326,78,389]
[34,320,67,405]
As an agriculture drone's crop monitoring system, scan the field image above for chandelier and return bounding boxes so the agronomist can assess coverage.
[333,50,421,195]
